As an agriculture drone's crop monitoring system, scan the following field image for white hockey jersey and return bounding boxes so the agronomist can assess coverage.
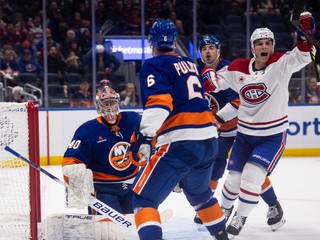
[217,44,313,136]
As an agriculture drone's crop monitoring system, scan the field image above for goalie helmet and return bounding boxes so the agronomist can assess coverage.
[149,20,178,51]
[198,36,221,51]
[250,28,275,48]
[95,86,120,123]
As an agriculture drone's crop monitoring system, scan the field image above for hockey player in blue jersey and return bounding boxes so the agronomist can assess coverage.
[62,86,141,214]
[202,12,315,238]
[195,36,286,232]
[128,20,229,240]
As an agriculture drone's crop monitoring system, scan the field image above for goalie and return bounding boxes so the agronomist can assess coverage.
[62,86,141,215]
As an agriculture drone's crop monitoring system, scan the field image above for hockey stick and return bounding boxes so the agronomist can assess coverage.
[4,145,135,229]
[290,0,320,85]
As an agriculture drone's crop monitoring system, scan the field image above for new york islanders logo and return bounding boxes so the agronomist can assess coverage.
[109,142,131,171]
[205,93,220,114]
[240,83,270,104]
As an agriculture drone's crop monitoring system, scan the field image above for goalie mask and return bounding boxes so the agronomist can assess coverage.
[95,86,120,123]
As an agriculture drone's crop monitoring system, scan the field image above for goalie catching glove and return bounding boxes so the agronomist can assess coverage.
[297,11,316,42]
[63,164,94,209]
[201,67,220,93]
[128,128,154,167]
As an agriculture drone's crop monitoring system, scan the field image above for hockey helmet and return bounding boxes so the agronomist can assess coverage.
[198,36,221,51]
[250,28,275,48]
[148,20,178,50]
[95,86,120,123]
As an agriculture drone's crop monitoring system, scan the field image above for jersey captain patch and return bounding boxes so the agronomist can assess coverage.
[240,83,270,104]
[109,142,131,171]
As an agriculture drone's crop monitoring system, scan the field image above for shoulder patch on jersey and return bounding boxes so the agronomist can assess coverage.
[266,52,284,65]
[228,58,251,74]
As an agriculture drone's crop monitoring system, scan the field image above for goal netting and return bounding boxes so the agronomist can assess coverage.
[0,101,40,239]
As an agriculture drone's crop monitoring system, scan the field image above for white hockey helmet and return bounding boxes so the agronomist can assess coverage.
[250,28,275,49]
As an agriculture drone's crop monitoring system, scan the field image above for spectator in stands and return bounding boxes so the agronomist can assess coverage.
[83,44,120,80]
[95,1,108,27]
[28,15,43,45]
[47,45,66,76]
[4,86,25,103]
[70,79,93,108]
[305,76,320,104]
[78,27,91,55]
[127,5,141,35]
[99,79,111,88]
[0,22,21,46]
[65,50,84,75]
[60,29,79,58]
[0,49,19,86]
[169,11,185,36]
[17,49,43,86]
[120,82,141,107]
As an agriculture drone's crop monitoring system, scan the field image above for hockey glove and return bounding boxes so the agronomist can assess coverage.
[297,11,316,41]
[128,128,154,167]
[201,67,220,92]
[213,113,225,129]
[62,164,94,209]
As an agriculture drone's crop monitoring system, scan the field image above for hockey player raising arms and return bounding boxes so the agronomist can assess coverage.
[197,35,286,231]
[128,20,229,240]
[62,86,141,214]
[202,12,316,238]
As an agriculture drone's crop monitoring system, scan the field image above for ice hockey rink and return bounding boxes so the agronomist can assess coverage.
[41,156,320,240]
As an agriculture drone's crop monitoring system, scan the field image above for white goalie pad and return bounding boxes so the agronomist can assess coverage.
[62,164,94,209]
[42,209,173,240]
[43,213,139,240]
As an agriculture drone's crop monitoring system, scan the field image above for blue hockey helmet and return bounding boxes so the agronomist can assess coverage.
[149,20,178,50]
[198,36,221,51]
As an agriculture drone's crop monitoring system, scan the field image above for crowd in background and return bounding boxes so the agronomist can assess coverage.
[0,0,319,106]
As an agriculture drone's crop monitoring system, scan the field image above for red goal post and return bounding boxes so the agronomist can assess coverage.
[0,101,41,239]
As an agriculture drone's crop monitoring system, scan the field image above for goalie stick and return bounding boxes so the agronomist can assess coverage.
[290,0,320,84]
[4,146,135,230]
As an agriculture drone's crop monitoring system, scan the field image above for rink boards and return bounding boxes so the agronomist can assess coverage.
[38,105,320,165]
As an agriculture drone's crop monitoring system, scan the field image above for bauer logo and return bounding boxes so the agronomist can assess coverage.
[287,118,320,136]
[92,201,132,228]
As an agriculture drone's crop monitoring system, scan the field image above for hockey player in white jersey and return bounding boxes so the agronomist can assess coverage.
[202,11,316,238]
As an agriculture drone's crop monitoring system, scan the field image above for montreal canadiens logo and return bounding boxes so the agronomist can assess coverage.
[240,83,270,104]
[109,142,131,171]
[205,93,220,114]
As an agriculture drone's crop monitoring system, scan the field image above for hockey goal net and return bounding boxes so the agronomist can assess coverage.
[0,101,40,239]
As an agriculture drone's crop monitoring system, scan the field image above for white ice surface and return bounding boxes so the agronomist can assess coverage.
[41,157,320,240]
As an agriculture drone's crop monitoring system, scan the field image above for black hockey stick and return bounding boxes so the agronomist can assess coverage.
[4,145,134,229]
[290,0,320,84]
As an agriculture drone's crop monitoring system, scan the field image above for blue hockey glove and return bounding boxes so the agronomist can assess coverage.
[128,128,153,167]
[297,11,316,41]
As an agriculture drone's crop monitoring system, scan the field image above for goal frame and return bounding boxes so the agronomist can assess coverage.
[27,101,41,239]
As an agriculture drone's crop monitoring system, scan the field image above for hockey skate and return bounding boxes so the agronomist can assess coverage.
[222,205,234,222]
[213,229,230,240]
[226,212,247,239]
[193,214,203,224]
[267,201,286,231]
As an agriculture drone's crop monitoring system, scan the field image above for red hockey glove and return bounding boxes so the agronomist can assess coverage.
[201,67,219,92]
[128,128,154,167]
[297,11,316,41]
